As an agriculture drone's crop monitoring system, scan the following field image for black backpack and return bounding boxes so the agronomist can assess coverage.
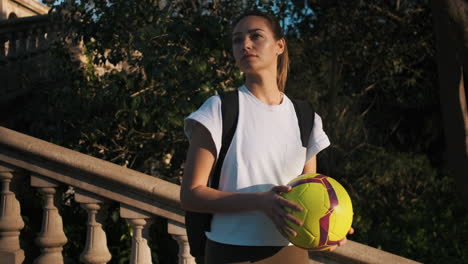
[185,90,315,259]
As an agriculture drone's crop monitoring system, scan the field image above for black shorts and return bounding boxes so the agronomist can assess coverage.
[204,239,309,264]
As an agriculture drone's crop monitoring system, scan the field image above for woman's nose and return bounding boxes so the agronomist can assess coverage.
[242,38,253,51]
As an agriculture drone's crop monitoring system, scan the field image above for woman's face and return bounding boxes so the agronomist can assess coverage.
[232,16,284,74]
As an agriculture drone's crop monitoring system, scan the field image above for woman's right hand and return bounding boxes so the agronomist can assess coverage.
[259,185,304,239]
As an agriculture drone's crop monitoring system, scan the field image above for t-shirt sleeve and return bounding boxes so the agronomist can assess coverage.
[184,95,222,158]
[306,113,331,162]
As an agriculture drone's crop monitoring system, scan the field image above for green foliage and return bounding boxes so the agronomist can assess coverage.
[344,148,468,262]
[41,1,250,184]
[14,0,467,263]
[285,1,467,263]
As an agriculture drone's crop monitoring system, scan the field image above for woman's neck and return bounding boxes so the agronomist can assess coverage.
[244,73,283,105]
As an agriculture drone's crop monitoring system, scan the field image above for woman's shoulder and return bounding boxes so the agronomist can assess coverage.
[194,94,222,114]
[202,94,222,105]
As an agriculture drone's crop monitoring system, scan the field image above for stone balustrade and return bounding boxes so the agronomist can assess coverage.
[0,126,191,264]
[0,126,422,264]
[0,15,58,105]
[0,15,53,60]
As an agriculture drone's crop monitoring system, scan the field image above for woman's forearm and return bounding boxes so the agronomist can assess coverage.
[181,185,264,214]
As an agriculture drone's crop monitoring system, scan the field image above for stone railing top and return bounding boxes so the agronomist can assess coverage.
[0,126,422,264]
[310,240,421,264]
[0,14,50,35]
[11,0,50,15]
[0,126,183,223]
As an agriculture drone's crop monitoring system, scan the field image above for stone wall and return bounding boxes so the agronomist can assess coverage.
[0,0,49,20]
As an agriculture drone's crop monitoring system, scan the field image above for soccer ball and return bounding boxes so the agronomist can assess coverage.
[281,173,353,251]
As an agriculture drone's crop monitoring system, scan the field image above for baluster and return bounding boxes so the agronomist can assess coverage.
[7,32,16,59]
[0,36,6,59]
[75,189,111,264]
[6,31,21,92]
[30,29,39,54]
[37,27,47,51]
[168,220,195,264]
[48,24,60,43]
[25,29,34,54]
[0,164,25,264]
[34,27,47,79]
[31,174,67,264]
[17,31,26,57]
[120,204,154,264]
[22,29,35,76]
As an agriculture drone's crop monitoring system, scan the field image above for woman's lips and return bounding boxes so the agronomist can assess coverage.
[242,54,257,61]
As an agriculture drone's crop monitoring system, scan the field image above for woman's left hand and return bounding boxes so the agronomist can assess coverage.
[328,227,354,252]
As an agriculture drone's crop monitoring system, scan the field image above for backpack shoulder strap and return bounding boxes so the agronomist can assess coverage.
[290,98,315,148]
[210,90,239,189]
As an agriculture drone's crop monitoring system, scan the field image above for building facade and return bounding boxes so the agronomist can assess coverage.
[0,0,49,20]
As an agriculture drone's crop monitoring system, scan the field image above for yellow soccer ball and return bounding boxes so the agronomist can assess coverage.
[281,173,353,251]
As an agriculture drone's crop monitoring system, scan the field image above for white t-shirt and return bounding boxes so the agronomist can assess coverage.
[184,85,330,246]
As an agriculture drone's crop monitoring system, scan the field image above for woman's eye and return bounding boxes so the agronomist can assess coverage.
[251,33,262,40]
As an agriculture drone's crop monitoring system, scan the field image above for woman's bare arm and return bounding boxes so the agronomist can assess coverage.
[180,122,265,213]
[302,155,317,174]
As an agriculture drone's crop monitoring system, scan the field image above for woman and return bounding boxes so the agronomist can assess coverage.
[181,10,352,263]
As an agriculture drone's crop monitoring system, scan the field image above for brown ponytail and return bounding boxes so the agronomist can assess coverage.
[231,10,289,92]
[277,42,289,92]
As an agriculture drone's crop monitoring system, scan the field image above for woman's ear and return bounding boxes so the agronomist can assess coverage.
[276,38,285,55]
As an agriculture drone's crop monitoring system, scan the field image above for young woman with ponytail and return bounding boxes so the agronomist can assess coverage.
[180,10,351,263]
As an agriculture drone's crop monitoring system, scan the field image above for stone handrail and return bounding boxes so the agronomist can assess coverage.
[0,14,50,34]
[0,126,421,264]
[0,125,183,219]
[309,240,421,264]
[0,126,189,263]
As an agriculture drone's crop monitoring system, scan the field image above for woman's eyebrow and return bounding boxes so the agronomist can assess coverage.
[232,28,264,36]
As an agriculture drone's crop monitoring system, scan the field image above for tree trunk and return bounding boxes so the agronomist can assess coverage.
[431,0,468,204]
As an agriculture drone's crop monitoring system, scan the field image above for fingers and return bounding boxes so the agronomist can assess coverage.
[275,188,303,234]
[271,214,291,237]
[337,236,347,247]
[335,227,353,249]
[272,213,298,238]
[284,225,298,237]
[276,208,302,238]
[273,196,302,226]
[279,196,303,212]
[272,200,302,227]
[264,186,305,239]
[270,185,303,212]
[283,212,303,227]
[328,245,338,252]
